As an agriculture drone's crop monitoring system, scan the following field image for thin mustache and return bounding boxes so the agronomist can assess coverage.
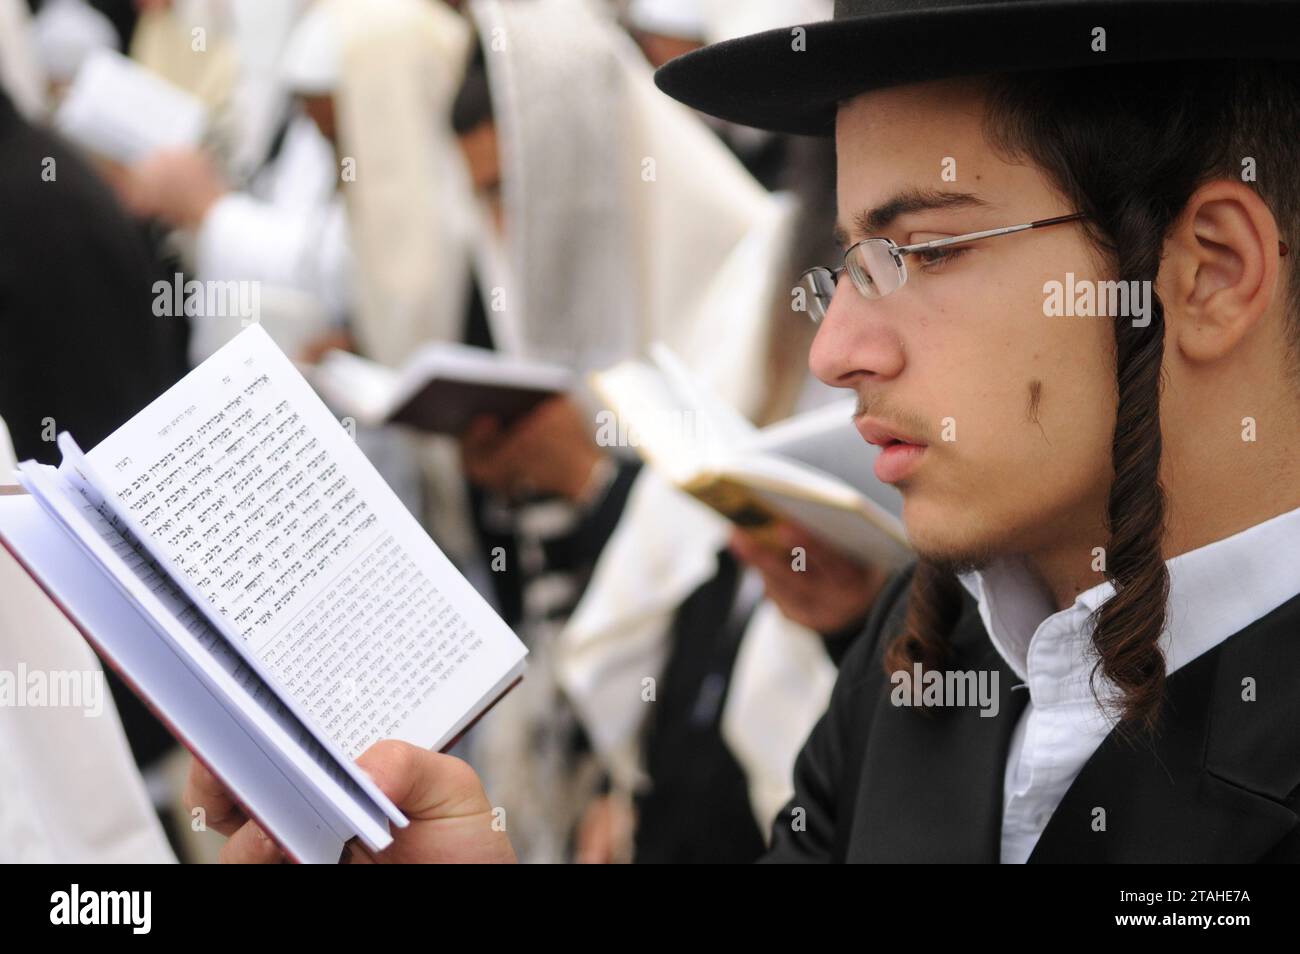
[852,394,932,444]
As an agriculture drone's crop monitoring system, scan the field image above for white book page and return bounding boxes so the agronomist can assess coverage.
[16,460,393,851]
[78,325,528,765]
[0,493,348,865]
[712,454,911,569]
[311,351,400,426]
[648,342,758,456]
[743,398,904,518]
[589,358,705,483]
[54,49,206,164]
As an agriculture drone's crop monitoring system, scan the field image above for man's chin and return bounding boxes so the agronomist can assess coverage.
[902,511,1000,576]
[910,548,995,578]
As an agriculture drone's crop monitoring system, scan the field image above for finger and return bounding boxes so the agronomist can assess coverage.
[505,397,582,450]
[219,820,286,864]
[184,759,248,837]
[469,445,518,492]
[730,529,789,576]
[356,740,489,819]
[755,563,817,612]
[522,395,565,427]
[775,521,866,584]
[460,415,501,448]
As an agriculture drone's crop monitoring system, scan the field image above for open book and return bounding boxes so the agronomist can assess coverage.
[54,49,207,164]
[590,345,912,570]
[0,326,527,863]
[311,344,573,436]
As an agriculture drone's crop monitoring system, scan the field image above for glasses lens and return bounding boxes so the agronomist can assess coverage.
[799,268,836,323]
[847,240,904,299]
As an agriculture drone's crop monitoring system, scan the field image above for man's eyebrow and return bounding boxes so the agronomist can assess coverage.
[832,188,989,248]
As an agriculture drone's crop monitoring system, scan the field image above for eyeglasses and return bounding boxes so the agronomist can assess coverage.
[798,212,1087,324]
[800,212,1292,324]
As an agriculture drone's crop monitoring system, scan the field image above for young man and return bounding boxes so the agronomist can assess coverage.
[192,0,1300,862]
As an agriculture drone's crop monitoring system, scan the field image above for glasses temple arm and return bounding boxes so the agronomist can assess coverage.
[896,211,1088,255]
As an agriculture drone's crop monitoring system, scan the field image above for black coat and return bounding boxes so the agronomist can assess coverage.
[0,91,188,770]
[0,91,186,465]
[763,566,1300,863]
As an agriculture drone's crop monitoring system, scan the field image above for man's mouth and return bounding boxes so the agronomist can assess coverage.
[855,417,928,484]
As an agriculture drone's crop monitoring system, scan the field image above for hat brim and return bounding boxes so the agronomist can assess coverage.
[654,0,1300,136]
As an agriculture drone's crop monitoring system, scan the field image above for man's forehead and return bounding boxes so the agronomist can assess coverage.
[834,87,992,191]
[835,77,990,139]
[831,84,1022,244]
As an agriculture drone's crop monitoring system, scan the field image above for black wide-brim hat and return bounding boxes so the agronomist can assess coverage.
[654,0,1300,136]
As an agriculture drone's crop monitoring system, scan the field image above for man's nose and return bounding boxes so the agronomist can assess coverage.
[808,283,906,387]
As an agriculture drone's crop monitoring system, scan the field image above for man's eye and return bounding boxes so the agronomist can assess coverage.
[915,245,971,269]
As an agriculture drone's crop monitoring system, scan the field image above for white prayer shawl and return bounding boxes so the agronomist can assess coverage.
[454,0,801,859]
[627,0,833,45]
[130,1,240,110]
[0,0,47,118]
[543,7,843,823]
[557,455,840,837]
[553,186,837,827]
[721,602,837,832]
[0,418,175,863]
[221,0,311,178]
[29,0,115,86]
[189,113,350,365]
[290,0,477,566]
[469,0,783,405]
[558,471,730,791]
[331,0,476,368]
[558,441,840,839]
[701,0,833,44]
[627,0,707,40]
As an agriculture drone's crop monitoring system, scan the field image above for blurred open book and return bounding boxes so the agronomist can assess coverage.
[590,345,911,570]
[54,49,207,164]
[312,344,573,436]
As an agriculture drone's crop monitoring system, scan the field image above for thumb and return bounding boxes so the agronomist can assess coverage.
[355,739,491,820]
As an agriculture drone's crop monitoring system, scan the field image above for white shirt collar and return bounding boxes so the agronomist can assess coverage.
[958,503,1300,693]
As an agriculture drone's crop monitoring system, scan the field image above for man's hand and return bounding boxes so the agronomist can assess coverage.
[184,740,518,864]
[728,520,887,635]
[119,148,227,228]
[459,396,605,503]
[573,792,636,864]
[298,329,356,366]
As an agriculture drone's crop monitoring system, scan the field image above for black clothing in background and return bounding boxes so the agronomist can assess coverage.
[0,91,188,770]
[459,275,638,630]
[0,92,187,463]
[634,550,767,863]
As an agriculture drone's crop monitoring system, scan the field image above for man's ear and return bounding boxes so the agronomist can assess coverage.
[1161,179,1284,364]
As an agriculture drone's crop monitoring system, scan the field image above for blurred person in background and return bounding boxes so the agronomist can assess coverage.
[0,21,190,846]
[337,0,808,861]
[556,128,894,864]
[117,0,353,364]
[0,416,176,863]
